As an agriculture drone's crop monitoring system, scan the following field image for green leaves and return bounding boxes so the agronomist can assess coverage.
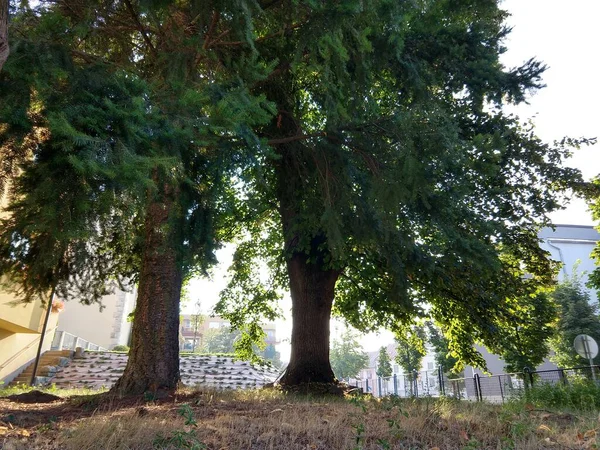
[330,327,369,380]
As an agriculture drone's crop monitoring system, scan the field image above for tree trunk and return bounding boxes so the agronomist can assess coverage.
[279,251,340,385]
[271,111,341,386]
[112,181,182,396]
[0,0,9,72]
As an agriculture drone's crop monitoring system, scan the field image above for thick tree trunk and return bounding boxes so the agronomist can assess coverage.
[271,111,341,386]
[0,0,9,71]
[112,182,182,396]
[279,251,340,385]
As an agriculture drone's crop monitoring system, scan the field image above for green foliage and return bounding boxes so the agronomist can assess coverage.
[426,322,461,378]
[0,1,275,307]
[208,0,589,373]
[201,327,241,354]
[330,328,369,380]
[520,379,600,411]
[153,404,206,450]
[111,345,130,353]
[395,326,426,378]
[490,290,558,373]
[549,271,600,367]
[376,346,393,378]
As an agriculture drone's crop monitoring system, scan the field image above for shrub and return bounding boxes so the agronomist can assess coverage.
[112,345,130,352]
[521,378,600,411]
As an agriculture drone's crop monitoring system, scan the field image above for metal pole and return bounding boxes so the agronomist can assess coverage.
[583,336,596,381]
[30,285,56,386]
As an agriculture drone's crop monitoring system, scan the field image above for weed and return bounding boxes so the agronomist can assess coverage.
[153,404,206,449]
[519,379,600,411]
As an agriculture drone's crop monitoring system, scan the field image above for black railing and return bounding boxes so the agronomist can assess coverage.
[349,365,600,403]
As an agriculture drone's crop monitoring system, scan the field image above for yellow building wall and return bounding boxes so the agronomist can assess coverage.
[0,289,46,333]
[0,307,59,384]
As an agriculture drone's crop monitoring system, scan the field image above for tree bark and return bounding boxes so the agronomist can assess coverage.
[271,110,341,386]
[112,181,182,396]
[0,0,9,72]
[279,250,340,385]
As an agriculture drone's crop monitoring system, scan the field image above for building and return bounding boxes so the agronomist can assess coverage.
[539,224,599,296]
[53,286,137,351]
[0,288,60,384]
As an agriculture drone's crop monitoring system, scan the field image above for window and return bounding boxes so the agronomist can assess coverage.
[209,322,219,329]
[427,362,434,370]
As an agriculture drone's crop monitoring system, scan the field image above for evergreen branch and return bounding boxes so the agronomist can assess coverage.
[267,132,327,145]
[202,10,220,50]
[123,0,157,56]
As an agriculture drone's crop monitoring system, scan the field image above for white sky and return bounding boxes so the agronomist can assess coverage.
[185,0,600,361]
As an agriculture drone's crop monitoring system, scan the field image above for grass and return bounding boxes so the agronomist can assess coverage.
[0,382,106,398]
[1,385,600,449]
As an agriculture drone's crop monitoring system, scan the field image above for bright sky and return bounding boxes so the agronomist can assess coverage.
[185,0,600,362]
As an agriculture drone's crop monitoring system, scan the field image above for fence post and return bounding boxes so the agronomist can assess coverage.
[365,379,369,394]
[559,369,567,386]
[498,375,504,403]
[378,376,382,397]
[393,374,398,396]
[438,366,445,396]
[473,373,482,402]
[523,367,534,389]
[413,370,419,398]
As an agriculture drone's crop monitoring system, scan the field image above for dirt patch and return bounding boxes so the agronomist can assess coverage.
[5,391,62,404]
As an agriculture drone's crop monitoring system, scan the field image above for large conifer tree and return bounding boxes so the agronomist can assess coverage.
[0,0,273,394]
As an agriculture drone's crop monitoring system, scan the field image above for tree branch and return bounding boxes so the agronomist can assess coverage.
[123,0,156,56]
[267,132,327,145]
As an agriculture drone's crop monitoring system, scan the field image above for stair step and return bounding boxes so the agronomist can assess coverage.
[9,349,74,387]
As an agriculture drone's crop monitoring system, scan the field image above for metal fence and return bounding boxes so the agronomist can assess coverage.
[50,330,106,352]
[350,365,600,403]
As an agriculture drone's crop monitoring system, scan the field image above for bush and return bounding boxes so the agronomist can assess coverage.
[112,345,130,352]
[522,379,600,411]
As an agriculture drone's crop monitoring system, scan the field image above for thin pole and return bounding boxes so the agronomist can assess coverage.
[582,335,597,381]
[30,285,57,386]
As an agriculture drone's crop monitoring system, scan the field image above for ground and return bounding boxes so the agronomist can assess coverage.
[0,386,598,449]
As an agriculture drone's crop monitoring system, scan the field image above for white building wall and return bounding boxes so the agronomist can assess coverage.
[56,286,137,350]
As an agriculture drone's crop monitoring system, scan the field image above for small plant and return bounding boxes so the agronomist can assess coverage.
[352,422,365,450]
[112,345,130,352]
[153,404,206,449]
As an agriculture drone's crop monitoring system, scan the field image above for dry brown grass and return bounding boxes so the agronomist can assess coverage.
[2,388,600,449]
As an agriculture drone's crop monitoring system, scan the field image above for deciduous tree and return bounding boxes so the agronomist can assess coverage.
[550,272,600,367]
[329,328,369,380]
[217,0,586,387]
[376,346,393,378]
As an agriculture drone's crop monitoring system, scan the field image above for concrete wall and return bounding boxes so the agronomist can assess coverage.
[56,287,137,350]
